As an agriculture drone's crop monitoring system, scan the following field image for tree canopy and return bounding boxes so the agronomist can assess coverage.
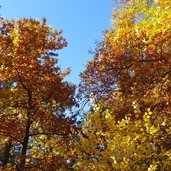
[79,0,171,119]
[0,0,171,170]
[0,17,76,170]
[77,0,171,170]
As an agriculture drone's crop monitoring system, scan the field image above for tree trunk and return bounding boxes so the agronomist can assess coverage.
[17,120,31,171]
[1,139,12,166]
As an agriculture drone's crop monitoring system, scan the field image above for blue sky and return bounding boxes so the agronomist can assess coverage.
[1,0,115,85]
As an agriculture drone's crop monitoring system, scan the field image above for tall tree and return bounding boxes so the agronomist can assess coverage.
[79,0,171,119]
[0,17,76,170]
[76,0,171,170]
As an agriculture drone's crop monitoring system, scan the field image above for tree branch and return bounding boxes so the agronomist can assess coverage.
[29,132,69,137]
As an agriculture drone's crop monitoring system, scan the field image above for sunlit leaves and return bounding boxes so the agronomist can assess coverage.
[76,103,171,170]
[0,17,76,170]
[79,0,171,119]
[76,0,171,170]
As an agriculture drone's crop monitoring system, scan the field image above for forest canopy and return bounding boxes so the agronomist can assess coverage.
[0,0,171,170]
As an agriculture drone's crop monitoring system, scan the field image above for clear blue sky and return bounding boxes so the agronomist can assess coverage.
[1,0,115,85]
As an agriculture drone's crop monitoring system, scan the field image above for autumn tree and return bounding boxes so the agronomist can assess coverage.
[79,0,171,119]
[0,17,76,170]
[76,0,171,170]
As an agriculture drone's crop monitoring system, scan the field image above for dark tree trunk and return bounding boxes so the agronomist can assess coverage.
[17,120,31,171]
[1,139,12,166]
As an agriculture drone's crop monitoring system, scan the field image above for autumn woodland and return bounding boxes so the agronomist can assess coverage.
[0,0,171,170]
